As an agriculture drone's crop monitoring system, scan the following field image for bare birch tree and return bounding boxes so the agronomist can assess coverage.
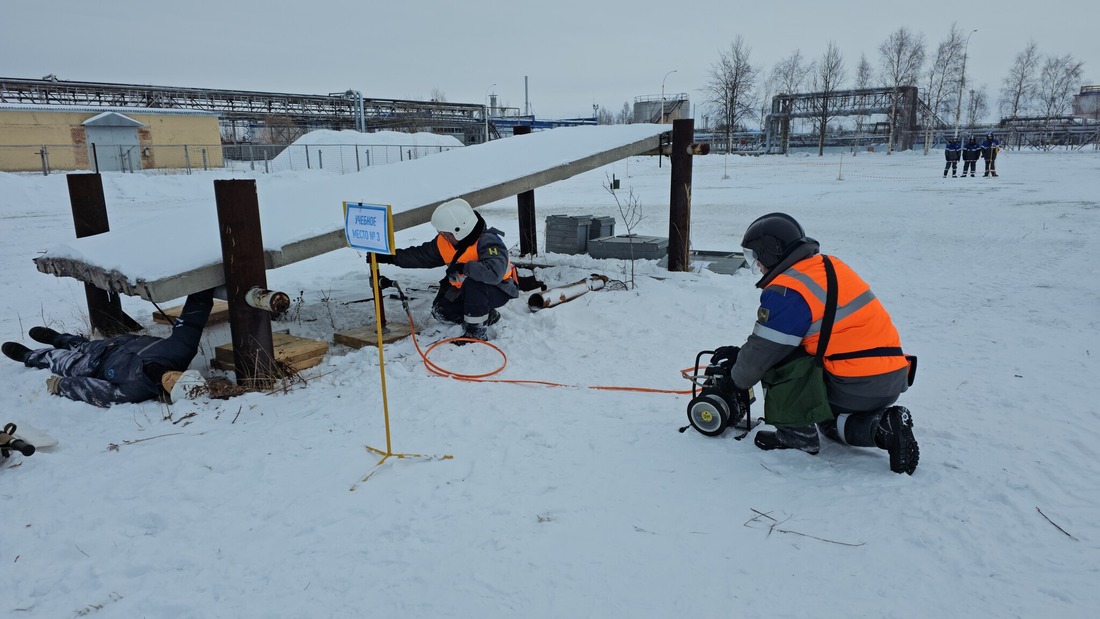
[1000,40,1041,120]
[922,25,965,153]
[852,54,874,154]
[706,36,759,154]
[966,87,988,129]
[757,72,776,135]
[617,102,633,124]
[810,42,847,156]
[770,50,813,151]
[1035,54,1084,119]
[879,27,926,152]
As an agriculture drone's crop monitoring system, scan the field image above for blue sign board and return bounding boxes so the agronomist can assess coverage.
[344,202,394,254]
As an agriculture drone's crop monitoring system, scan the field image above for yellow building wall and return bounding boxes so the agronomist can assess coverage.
[0,109,223,172]
[127,113,224,170]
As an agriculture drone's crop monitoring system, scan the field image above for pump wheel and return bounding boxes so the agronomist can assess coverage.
[687,390,731,437]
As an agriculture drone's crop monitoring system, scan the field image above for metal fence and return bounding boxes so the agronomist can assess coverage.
[0,141,462,176]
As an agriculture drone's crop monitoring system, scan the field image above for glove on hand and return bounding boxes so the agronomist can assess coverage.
[46,375,62,396]
[372,252,397,265]
[446,262,466,285]
[709,345,741,370]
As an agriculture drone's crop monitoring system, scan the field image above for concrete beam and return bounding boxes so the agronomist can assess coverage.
[35,126,668,303]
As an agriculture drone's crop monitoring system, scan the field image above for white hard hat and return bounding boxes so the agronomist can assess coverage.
[431,198,477,241]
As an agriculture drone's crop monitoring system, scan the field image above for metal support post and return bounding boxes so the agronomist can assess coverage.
[667,119,694,272]
[65,173,141,335]
[214,180,278,388]
[513,125,537,256]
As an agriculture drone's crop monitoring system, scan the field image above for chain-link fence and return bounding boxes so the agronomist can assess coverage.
[0,141,462,176]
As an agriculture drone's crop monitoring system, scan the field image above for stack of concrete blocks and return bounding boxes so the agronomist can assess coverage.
[587,235,670,260]
[588,216,615,241]
[545,215,593,254]
[545,214,619,255]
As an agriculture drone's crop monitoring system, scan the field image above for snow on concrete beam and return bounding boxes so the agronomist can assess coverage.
[34,124,669,303]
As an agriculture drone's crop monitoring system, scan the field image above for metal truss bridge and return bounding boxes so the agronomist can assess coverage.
[0,77,488,144]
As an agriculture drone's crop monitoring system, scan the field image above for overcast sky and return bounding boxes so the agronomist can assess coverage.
[4,0,1095,120]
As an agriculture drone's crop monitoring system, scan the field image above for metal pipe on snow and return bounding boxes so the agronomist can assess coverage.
[528,275,608,311]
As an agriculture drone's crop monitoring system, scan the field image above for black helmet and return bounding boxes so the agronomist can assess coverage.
[741,212,806,270]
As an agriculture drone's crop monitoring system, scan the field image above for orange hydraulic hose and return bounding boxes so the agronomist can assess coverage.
[391,282,692,395]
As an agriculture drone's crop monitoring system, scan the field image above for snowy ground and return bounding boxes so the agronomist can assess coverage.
[1,147,1098,618]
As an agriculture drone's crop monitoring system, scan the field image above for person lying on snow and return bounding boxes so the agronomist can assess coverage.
[710,213,920,474]
[2,289,215,407]
[374,198,519,342]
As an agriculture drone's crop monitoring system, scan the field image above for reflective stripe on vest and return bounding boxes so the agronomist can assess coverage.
[435,235,517,289]
[768,254,908,378]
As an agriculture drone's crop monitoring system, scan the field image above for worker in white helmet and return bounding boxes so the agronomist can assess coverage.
[374,199,519,341]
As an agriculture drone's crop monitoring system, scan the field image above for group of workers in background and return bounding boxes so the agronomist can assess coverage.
[944,132,1001,178]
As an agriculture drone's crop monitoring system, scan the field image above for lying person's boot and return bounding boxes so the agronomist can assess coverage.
[876,406,919,475]
[2,342,31,363]
[29,326,60,347]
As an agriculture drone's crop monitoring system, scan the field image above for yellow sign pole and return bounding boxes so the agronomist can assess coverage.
[345,202,452,490]
[370,252,394,457]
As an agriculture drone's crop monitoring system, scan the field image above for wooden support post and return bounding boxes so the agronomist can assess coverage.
[513,125,538,257]
[667,118,694,272]
[65,173,142,336]
[214,179,278,388]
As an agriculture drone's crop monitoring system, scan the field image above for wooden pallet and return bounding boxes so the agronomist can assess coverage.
[153,300,230,325]
[333,322,412,348]
[211,332,328,373]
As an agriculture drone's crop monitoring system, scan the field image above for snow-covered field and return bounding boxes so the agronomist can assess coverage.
[1,146,1098,617]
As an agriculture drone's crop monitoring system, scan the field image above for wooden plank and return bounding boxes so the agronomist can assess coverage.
[152,300,230,325]
[211,353,324,374]
[213,332,328,369]
[333,323,413,348]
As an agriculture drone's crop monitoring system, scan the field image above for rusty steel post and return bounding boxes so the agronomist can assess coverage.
[512,125,538,257]
[65,173,142,336]
[667,118,695,272]
[214,179,278,387]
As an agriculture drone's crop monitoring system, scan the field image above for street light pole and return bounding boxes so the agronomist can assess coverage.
[661,69,677,124]
[484,83,496,144]
[953,29,977,139]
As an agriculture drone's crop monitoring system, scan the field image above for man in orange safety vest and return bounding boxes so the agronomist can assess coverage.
[710,212,919,474]
[374,199,518,342]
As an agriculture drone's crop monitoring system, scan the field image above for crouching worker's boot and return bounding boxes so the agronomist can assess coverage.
[454,314,490,345]
[754,424,820,455]
[876,406,919,475]
[2,342,31,364]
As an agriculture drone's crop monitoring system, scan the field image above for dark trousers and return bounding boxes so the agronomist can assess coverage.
[962,160,977,175]
[24,290,213,376]
[24,335,102,377]
[943,160,958,175]
[432,279,512,323]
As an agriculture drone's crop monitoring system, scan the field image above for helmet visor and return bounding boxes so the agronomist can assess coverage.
[742,247,760,274]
